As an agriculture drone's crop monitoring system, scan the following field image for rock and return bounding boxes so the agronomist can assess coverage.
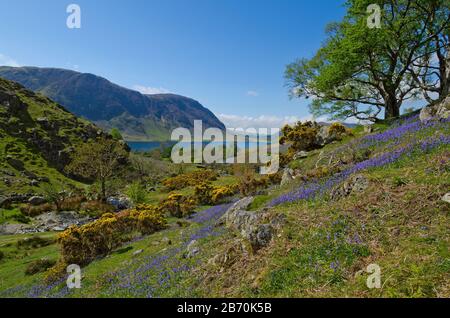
[331,174,369,200]
[219,197,254,226]
[161,237,172,245]
[364,125,374,134]
[420,97,450,122]
[280,168,294,186]
[442,193,450,204]
[293,151,309,160]
[51,226,66,232]
[0,196,12,209]
[133,249,144,256]
[28,196,47,206]
[106,196,131,211]
[186,240,200,258]
[248,224,274,250]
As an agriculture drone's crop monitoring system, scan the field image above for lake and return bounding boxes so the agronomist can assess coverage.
[126,141,272,152]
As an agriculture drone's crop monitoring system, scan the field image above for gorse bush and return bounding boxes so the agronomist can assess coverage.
[56,205,166,266]
[25,258,56,276]
[194,183,237,205]
[159,194,196,218]
[162,170,218,191]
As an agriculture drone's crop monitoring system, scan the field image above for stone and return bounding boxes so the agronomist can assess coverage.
[133,249,144,256]
[186,240,200,258]
[364,125,374,134]
[161,237,172,245]
[106,196,131,210]
[28,196,47,206]
[442,193,450,204]
[293,151,309,160]
[280,168,294,186]
[249,224,274,250]
[420,97,450,122]
[218,197,254,226]
[331,174,369,200]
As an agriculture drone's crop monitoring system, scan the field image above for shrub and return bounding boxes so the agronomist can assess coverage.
[328,122,351,140]
[12,213,31,224]
[25,258,56,276]
[162,170,218,191]
[134,204,167,235]
[59,196,85,211]
[159,194,196,217]
[125,181,148,206]
[81,200,115,217]
[57,205,167,266]
[20,203,53,217]
[0,250,4,261]
[17,236,55,249]
[280,121,321,152]
[194,183,237,205]
[44,261,68,283]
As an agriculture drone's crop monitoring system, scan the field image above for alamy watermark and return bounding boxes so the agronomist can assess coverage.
[367,4,381,29]
[170,120,280,174]
[66,264,81,289]
[66,4,81,29]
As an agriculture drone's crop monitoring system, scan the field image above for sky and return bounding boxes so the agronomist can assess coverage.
[0,0,347,128]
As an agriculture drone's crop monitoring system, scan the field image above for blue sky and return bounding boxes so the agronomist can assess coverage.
[0,0,347,128]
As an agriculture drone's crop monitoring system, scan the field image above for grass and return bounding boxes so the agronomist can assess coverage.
[0,114,448,298]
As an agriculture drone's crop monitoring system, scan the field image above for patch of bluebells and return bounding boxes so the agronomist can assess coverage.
[270,122,450,207]
[1,203,233,298]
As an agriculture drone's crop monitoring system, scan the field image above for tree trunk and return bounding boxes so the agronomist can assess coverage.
[384,96,400,120]
[101,179,106,202]
[440,56,450,99]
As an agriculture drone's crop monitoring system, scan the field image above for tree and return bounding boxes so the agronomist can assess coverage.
[285,0,450,121]
[110,127,123,140]
[405,0,450,102]
[66,138,128,201]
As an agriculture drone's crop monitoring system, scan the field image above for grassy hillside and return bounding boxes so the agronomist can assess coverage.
[0,78,107,194]
[0,113,448,298]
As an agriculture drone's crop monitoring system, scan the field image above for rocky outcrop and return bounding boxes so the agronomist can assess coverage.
[218,197,283,251]
[442,193,450,204]
[280,168,294,186]
[420,96,450,122]
[331,174,369,200]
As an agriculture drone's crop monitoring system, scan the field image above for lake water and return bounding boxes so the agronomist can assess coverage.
[126,141,271,152]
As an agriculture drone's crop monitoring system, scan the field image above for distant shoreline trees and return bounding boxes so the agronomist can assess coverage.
[285,0,449,121]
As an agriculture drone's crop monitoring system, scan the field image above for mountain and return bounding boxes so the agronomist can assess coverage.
[0,77,119,194]
[0,66,225,141]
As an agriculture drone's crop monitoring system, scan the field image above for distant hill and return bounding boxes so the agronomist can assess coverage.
[0,66,225,141]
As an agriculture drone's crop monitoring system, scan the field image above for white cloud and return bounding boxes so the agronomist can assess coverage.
[0,54,20,67]
[218,114,324,129]
[133,85,172,95]
[246,90,259,97]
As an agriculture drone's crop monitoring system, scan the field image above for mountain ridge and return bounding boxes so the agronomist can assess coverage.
[0,66,225,141]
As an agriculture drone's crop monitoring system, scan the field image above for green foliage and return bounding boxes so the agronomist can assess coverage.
[125,181,148,206]
[17,236,55,249]
[25,258,56,276]
[65,137,129,201]
[285,0,450,120]
[110,128,123,140]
